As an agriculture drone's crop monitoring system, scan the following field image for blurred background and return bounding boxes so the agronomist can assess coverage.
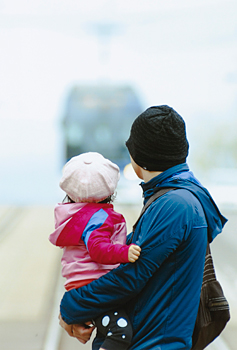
[0,0,237,205]
[0,1,237,349]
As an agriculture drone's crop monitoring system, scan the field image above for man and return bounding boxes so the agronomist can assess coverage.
[59,105,227,349]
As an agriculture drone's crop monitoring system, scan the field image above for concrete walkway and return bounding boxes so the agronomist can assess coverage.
[0,205,61,350]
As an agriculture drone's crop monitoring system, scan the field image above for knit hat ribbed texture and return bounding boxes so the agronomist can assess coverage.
[60,152,120,203]
[126,105,189,171]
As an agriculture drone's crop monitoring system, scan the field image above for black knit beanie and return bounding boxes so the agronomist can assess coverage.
[125,105,189,171]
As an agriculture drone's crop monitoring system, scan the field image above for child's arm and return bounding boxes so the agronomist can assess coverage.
[84,225,141,264]
[82,211,141,264]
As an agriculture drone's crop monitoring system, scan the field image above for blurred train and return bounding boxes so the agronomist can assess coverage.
[61,84,143,170]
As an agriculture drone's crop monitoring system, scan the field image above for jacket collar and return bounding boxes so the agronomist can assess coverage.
[139,162,227,243]
[141,163,189,200]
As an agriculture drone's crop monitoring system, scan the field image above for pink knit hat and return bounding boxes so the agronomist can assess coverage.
[59,152,120,203]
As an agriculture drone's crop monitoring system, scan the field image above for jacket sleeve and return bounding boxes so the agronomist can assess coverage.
[60,251,157,324]
[82,210,130,264]
[126,231,133,244]
[49,220,83,247]
[86,226,130,264]
[60,192,193,325]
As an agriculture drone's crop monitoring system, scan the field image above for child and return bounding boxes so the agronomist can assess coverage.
[49,152,141,350]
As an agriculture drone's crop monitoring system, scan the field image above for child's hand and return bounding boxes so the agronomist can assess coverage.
[128,244,141,262]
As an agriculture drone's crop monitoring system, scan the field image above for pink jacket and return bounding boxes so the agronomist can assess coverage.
[49,202,130,289]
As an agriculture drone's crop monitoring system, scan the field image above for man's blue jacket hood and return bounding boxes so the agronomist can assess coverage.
[141,163,227,243]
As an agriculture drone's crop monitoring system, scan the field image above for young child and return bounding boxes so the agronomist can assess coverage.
[49,152,141,350]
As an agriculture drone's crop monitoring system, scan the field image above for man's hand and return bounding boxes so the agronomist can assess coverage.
[58,313,74,336]
[72,322,95,344]
[128,244,141,262]
[58,313,95,344]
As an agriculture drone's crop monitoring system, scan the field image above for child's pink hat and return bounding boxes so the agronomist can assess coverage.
[59,152,120,203]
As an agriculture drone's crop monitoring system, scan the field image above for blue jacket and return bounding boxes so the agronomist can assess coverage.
[60,163,227,350]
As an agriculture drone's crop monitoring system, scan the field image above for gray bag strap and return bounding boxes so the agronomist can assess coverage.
[129,187,176,243]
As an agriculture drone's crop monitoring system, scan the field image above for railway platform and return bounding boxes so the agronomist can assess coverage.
[0,204,236,350]
[0,206,59,350]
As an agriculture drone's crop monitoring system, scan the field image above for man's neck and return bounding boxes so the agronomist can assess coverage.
[141,169,163,183]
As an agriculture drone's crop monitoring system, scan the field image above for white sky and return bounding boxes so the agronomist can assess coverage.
[0,0,236,120]
[0,0,237,203]
[0,0,231,15]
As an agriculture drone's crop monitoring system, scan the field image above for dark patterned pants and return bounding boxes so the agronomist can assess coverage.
[94,308,133,350]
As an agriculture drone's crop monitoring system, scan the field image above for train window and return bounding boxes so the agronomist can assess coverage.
[95,125,111,144]
[66,124,83,147]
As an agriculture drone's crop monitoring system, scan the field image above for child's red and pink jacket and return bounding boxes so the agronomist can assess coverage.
[49,202,130,290]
